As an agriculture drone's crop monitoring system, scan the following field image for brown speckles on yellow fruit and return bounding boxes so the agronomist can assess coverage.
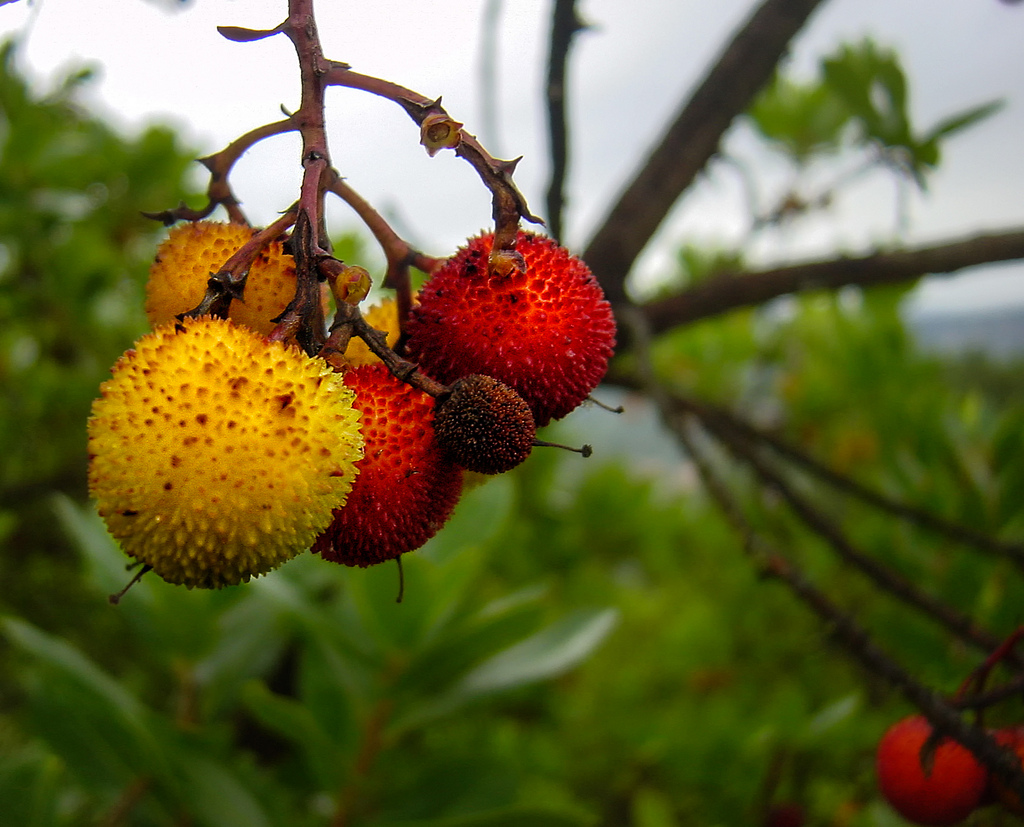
[146,221,312,336]
[87,316,364,588]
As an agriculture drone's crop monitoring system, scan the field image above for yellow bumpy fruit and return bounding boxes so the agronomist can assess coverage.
[88,316,364,588]
[146,221,320,337]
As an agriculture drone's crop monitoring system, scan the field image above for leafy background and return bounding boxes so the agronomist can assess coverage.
[1,14,1023,827]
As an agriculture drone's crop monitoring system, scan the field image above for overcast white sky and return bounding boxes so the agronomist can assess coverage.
[3,0,1024,313]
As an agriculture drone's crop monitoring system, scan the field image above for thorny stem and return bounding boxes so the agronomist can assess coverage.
[284,0,332,249]
[268,209,329,352]
[326,173,441,332]
[956,626,1024,707]
[954,672,1024,711]
[325,303,447,398]
[199,118,297,226]
[180,209,298,322]
[621,306,1024,802]
[145,119,296,226]
[209,0,538,362]
[325,66,542,274]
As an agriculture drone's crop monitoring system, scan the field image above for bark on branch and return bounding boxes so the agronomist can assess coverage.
[640,228,1024,336]
[582,0,826,307]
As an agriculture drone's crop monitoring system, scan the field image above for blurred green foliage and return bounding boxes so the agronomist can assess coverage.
[0,40,201,635]
[749,38,1002,184]
[1,28,1022,827]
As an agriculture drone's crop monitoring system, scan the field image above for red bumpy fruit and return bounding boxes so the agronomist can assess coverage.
[404,230,616,427]
[312,364,463,567]
[875,715,988,826]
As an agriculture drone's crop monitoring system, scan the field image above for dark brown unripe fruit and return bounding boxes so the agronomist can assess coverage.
[434,375,535,475]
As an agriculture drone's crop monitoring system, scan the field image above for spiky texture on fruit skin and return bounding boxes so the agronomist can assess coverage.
[875,715,988,826]
[88,316,364,588]
[146,221,324,336]
[404,230,616,427]
[313,363,463,568]
[433,374,535,475]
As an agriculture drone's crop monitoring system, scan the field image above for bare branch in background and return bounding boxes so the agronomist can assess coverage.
[678,395,1024,568]
[689,399,1006,656]
[622,306,1024,803]
[544,0,587,242]
[582,0,826,308]
[639,228,1024,335]
[479,0,503,156]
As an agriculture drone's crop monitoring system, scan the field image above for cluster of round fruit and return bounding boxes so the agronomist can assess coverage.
[87,221,615,590]
[876,714,1024,825]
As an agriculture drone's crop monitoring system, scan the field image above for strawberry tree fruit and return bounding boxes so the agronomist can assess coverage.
[146,221,326,336]
[88,316,364,588]
[875,715,988,826]
[313,363,463,567]
[404,230,616,427]
[433,374,535,475]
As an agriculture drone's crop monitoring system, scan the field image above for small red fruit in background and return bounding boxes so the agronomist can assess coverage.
[404,230,616,427]
[313,364,463,568]
[762,803,804,827]
[875,715,988,825]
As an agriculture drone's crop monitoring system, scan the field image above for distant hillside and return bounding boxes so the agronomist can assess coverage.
[906,307,1024,359]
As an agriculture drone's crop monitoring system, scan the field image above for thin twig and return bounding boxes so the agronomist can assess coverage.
[678,393,1024,569]
[326,174,441,332]
[145,119,297,226]
[326,303,447,399]
[181,209,298,321]
[691,401,1005,656]
[324,65,542,274]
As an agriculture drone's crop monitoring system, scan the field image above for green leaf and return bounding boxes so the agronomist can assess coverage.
[748,74,850,162]
[392,584,547,700]
[922,99,1003,143]
[176,754,274,827]
[421,474,516,565]
[804,693,860,738]
[2,618,181,808]
[456,608,618,696]
[191,590,292,716]
[0,747,66,827]
[240,680,341,790]
[2,617,149,727]
[375,806,591,827]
